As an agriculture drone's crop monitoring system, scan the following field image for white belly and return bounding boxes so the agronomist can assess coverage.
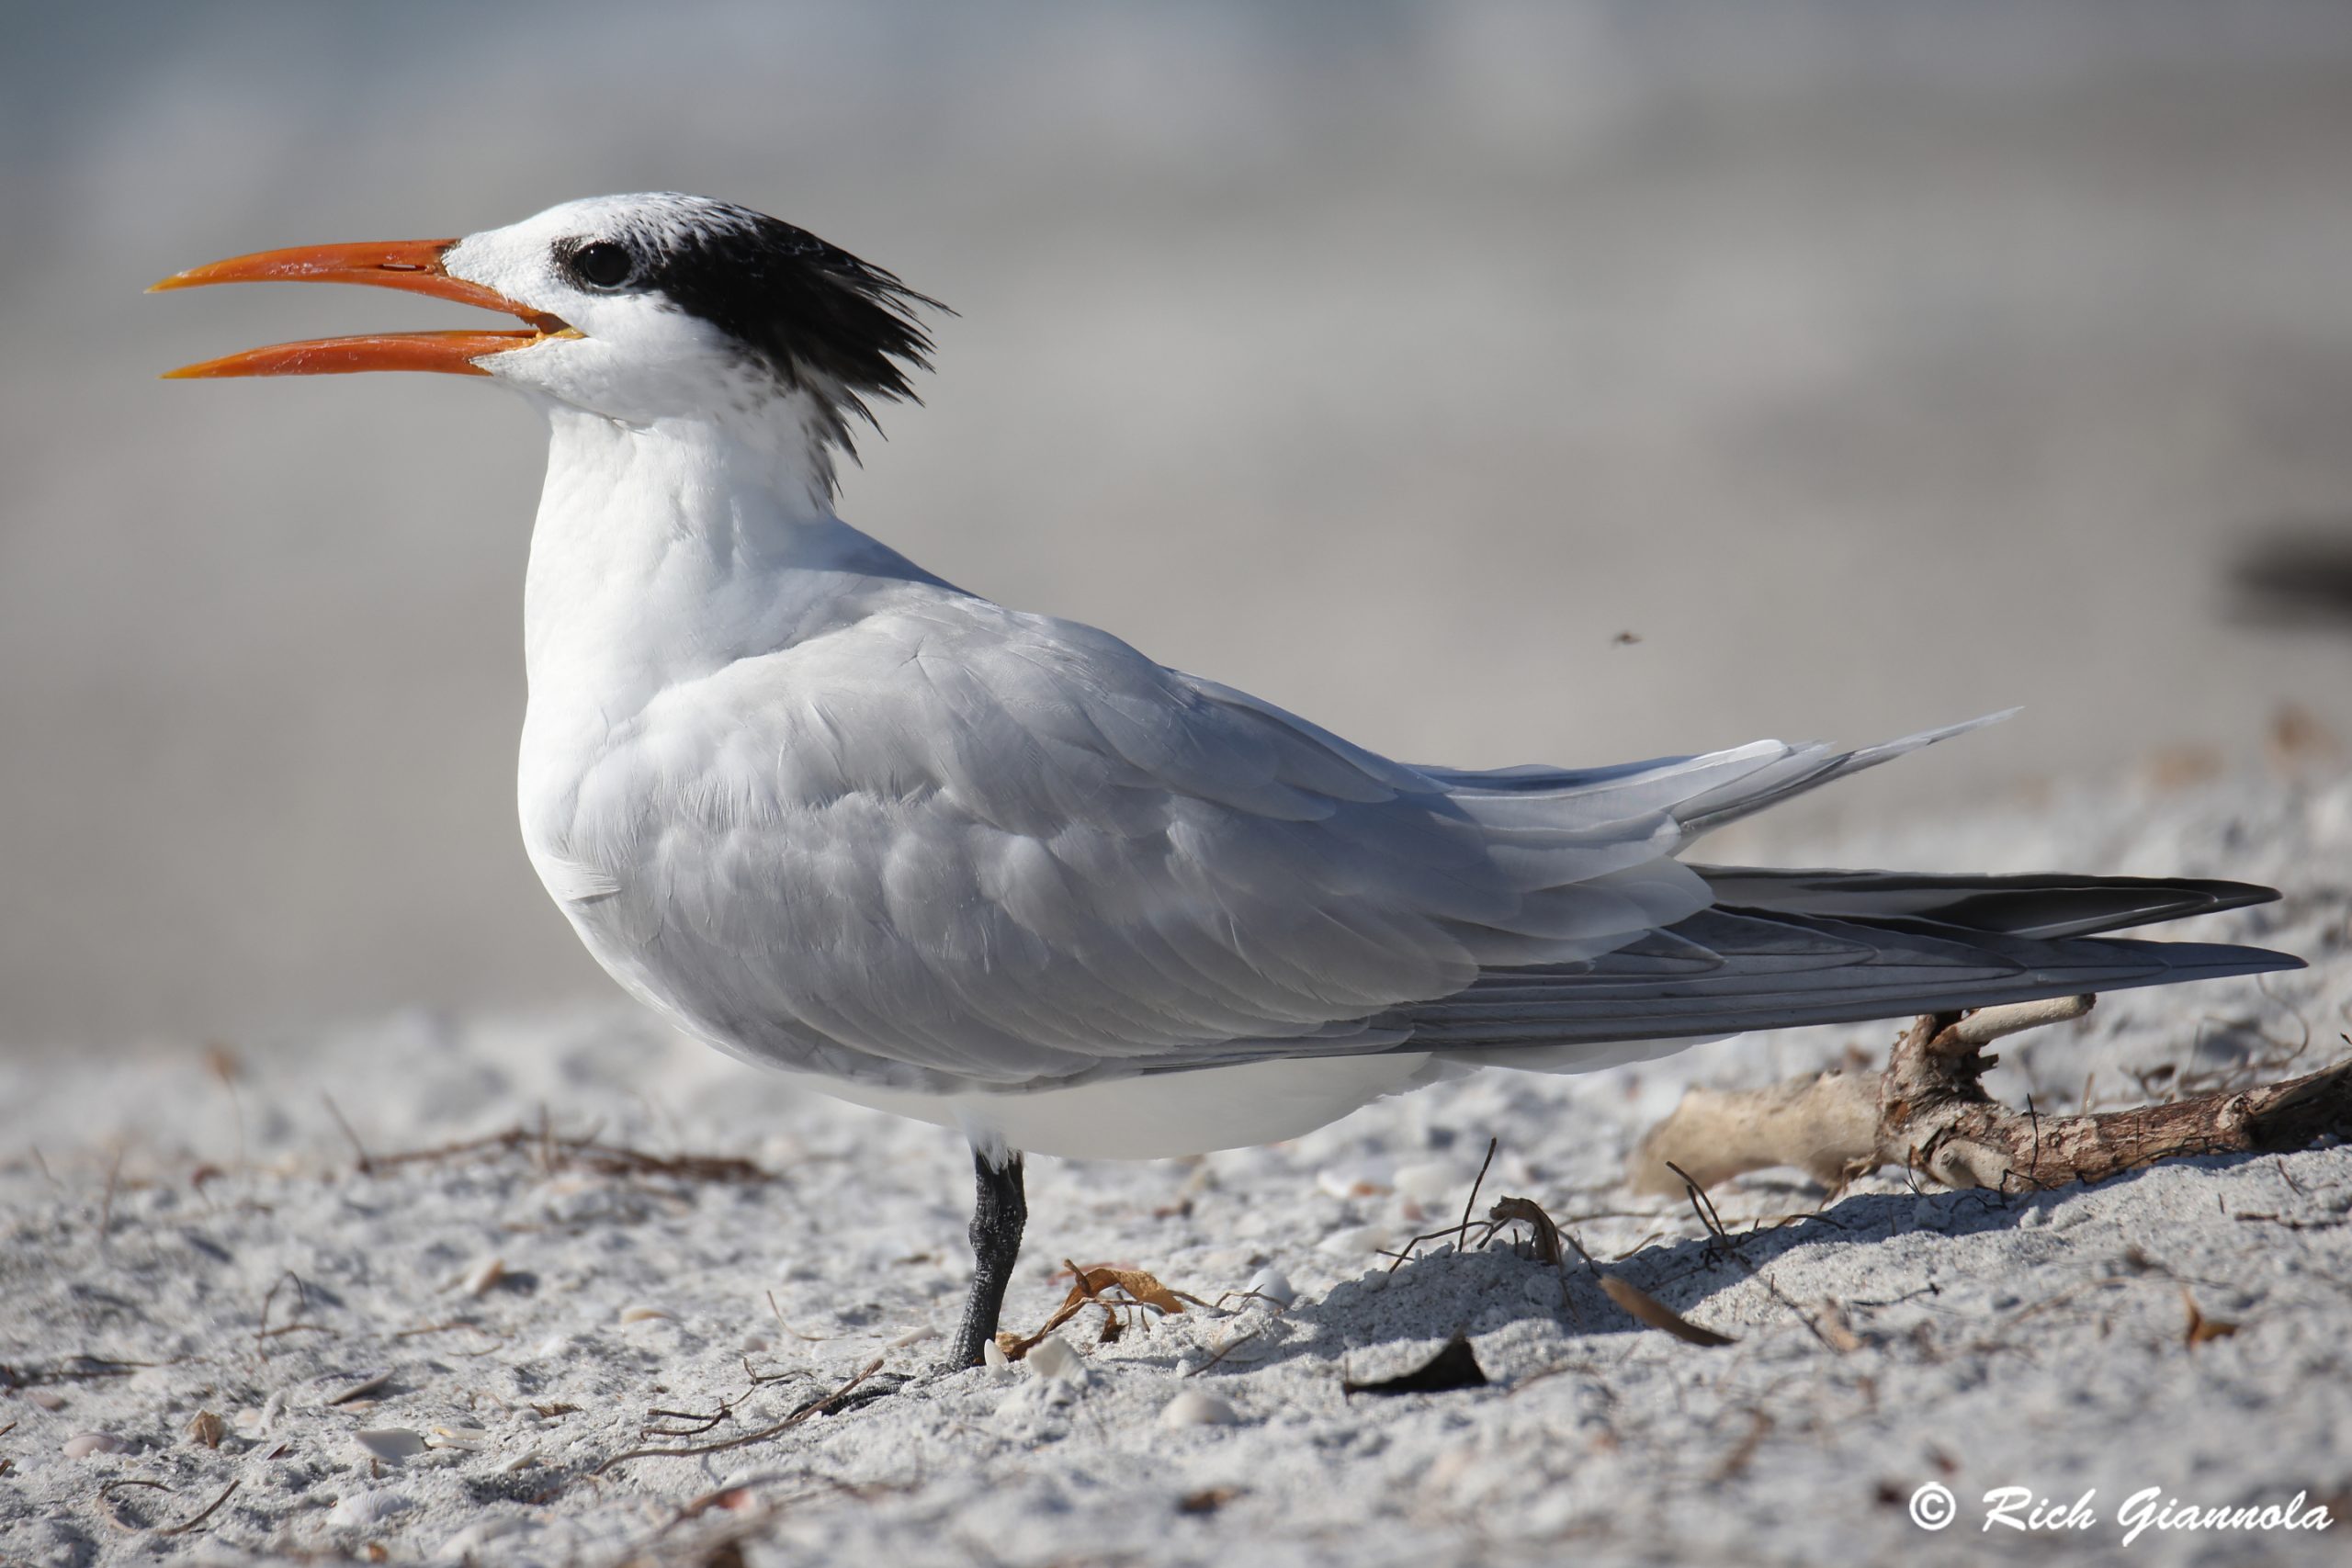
[808,1051,1448,1161]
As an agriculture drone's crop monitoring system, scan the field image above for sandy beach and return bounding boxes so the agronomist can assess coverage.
[6,8,2352,1564]
[4,770,2346,1566]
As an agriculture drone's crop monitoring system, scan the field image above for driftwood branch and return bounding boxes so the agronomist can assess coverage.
[1631,997,2352,1196]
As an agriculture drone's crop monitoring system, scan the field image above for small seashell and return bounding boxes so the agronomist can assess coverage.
[319,1369,392,1406]
[353,1427,428,1462]
[1391,1161,1459,1204]
[61,1432,130,1458]
[327,1489,410,1529]
[1023,1333,1083,1383]
[187,1411,226,1449]
[981,1338,1011,1374]
[1242,1266,1296,1310]
[426,1425,487,1450]
[530,1334,571,1359]
[28,1389,64,1412]
[1204,1325,1274,1362]
[1316,1164,1388,1200]
[454,1257,504,1297]
[617,1304,673,1325]
[1317,1224,1386,1256]
[1159,1389,1239,1427]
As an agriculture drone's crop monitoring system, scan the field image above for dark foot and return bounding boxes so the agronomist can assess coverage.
[941,1147,1026,1371]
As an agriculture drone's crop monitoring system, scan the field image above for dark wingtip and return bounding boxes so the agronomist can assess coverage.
[2180,878,2284,913]
[2136,940,2306,979]
[1692,868,2296,942]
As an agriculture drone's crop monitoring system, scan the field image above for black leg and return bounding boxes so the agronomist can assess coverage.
[944,1146,1026,1371]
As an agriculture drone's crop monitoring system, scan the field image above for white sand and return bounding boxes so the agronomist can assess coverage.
[3,773,2347,1567]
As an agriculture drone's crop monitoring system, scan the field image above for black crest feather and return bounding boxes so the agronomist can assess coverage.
[555,195,944,456]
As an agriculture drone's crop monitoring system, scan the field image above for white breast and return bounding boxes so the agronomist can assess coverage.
[513,395,977,1086]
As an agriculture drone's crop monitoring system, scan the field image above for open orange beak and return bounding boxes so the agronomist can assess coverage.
[152,239,574,378]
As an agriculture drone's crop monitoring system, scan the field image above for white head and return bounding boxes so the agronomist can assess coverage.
[155,192,941,484]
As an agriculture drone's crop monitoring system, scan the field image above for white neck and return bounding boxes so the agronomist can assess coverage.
[517,397,947,729]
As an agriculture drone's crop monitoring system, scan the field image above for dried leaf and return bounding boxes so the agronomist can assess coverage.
[1815,1301,1864,1354]
[2269,703,2342,770]
[1599,1275,1736,1348]
[2181,1287,2240,1348]
[1341,1334,1489,1395]
[999,1261,1188,1359]
[1487,1196,1564,1266]
[2145,743,2223,791]
[1067,1265,1187,1315]
[1178,1487,1242,1515]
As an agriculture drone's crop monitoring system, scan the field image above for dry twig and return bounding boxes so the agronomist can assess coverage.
[322,1093,374,1174]
[1631,1001,2352,1197]
[158,1479,242,1537]
[593,1358,887,1473]
[354,1122,767,1184]
[1382,1137,1499,1272]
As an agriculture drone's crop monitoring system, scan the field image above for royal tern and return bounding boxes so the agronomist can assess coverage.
[159,193,2300,1371]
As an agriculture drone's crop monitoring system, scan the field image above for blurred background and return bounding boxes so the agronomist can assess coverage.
[5,0,2350,1049]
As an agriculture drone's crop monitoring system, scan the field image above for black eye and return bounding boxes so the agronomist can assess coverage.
[571,242,634,289]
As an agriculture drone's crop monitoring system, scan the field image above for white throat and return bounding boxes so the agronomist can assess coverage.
[514,393,953,800]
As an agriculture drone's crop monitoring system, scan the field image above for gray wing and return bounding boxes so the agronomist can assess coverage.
[603,596,1926,1088]
[605,596,2293,1091]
